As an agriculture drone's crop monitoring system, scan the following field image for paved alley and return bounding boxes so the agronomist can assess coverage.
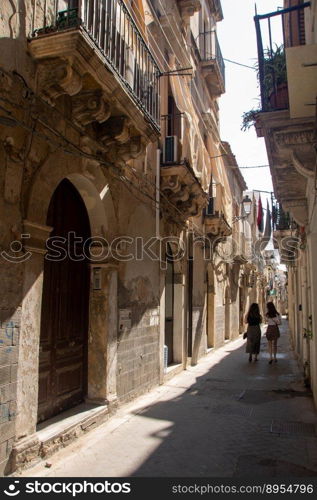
[15,320,317,478]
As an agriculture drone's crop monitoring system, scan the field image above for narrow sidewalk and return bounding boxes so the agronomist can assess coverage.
[15,319,317,477]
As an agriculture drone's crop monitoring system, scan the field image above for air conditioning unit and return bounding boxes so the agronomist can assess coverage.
[163,135,178,163]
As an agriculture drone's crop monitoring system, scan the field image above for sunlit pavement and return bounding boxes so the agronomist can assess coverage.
[16,319,317,477]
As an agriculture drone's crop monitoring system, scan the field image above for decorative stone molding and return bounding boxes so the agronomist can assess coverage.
[177,0,201,20]
[95,116,131,146]
[208,0,224,22]
[281,198,308,226]
[160,163,207,219]
[37,57,82,104]
[3,136,24,164]
[72,90,111,127]
[204,212,232,238]
[275,130,314,147]
[291,151,315,179]
[22,220,52,254]
[116,136,144,163]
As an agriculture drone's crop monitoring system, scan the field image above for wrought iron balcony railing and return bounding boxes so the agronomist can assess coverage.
[32,0,161,128]
[272,202,296,231]
[254,2,310,112]
[197,30,225,88]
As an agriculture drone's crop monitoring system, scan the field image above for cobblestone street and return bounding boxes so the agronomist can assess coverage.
[15,319,317,478]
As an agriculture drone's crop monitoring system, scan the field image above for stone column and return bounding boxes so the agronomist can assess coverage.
[173,272,186,365]
[87,263,118,408]
[207,283,215,348]
[15,221,52,440]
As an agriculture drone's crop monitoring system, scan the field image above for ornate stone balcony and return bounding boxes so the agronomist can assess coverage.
[160,159,207,219]
[256,112,315,226]
[28,0,160,164]
[204,211,232,239]
[197,30,225,96]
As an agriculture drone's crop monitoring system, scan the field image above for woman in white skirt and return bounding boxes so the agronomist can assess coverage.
[265,302,282,364]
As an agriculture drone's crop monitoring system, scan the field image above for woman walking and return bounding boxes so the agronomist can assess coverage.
[245,303,262,362]
[265,302,281,364]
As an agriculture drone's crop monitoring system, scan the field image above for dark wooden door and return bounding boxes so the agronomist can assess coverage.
[38,179,91,423]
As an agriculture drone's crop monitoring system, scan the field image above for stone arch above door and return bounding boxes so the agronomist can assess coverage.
[25,151,117,243]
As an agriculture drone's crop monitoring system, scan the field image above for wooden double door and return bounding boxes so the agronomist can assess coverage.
[38,179,91,423]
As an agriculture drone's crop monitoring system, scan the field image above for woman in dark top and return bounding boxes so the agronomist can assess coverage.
[244,303,262,363]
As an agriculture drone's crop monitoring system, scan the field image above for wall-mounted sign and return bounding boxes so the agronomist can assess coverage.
[119,309,132,331]
[93,267,102,290]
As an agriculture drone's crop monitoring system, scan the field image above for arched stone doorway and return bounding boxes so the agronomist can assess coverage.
[15,153,119,441]
[38,179,91,422]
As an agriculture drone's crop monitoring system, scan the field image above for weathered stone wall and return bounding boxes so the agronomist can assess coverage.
[215,305,225,347]
[116,199,160,401]
[230,300,240,339]
[0,308,20,475]
[117,308,160,401]
[191,245,207,362]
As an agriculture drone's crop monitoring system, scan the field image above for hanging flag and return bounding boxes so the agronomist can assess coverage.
[257,195,264,233]
[261,199,272,249]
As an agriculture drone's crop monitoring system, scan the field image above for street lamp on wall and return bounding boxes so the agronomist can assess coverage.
[232,195,252,223]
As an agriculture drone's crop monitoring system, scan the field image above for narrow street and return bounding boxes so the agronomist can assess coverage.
[17,320,317,478]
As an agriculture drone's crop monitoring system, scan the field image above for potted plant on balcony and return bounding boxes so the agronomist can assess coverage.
[241,108,260,132]
[262,44,288,110]
[241,44,288,131]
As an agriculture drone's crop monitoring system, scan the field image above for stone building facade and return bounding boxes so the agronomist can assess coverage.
[254,1,317,398]
[0,0,261,474]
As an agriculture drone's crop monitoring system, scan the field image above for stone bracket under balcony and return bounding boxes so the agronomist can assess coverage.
[204,212,232,238]
[177,0,201,21]
[257,111,315,225]
[273,230,299,264]
[201,60,225,96]
[28,29,159,143]
[160,163,207,219]
[72,90,112,128]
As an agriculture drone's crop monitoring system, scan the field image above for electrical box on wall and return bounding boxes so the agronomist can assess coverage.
[93,267,102,290]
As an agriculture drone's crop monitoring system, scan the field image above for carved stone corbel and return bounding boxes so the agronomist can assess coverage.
[177,0,201,20]
[161,175,182,193]
[160,163,207,218]
[37,57,82,103]
[282,198,308,226]
[116,136,144,163]
[95,116,131,147]
[72,90,111,127]
[291,151,315,179]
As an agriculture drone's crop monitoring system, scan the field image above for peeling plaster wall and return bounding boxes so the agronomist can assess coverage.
[117,201,160,401]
